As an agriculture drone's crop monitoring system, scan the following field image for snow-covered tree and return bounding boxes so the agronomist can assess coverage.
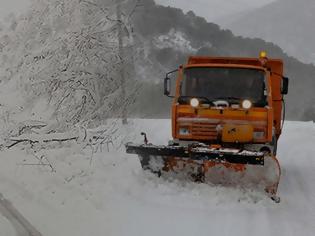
[0,0,140,132]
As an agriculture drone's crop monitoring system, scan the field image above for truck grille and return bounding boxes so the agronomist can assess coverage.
[191,123,218,138]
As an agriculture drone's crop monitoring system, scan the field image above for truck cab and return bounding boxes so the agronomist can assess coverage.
[165,53,289,155]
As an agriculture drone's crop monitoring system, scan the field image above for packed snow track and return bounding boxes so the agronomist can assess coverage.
[0,119,314,236]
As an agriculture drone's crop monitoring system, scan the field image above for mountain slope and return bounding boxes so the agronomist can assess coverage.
[227,0,315,64]
[155,0,275,24]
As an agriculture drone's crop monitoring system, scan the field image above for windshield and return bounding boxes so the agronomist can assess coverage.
[181,67,267,105]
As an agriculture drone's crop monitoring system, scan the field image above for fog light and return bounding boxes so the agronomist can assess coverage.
[179,128,190,135]
[242,100,252,109]
[190,98,199,108]
[254,131,265,139]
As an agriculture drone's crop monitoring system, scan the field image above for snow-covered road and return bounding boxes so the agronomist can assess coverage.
[0,119,314,236]
[0,213,15,236]
[0,193,42,236]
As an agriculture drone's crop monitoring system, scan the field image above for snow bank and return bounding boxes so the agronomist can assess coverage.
[0,119,315,236]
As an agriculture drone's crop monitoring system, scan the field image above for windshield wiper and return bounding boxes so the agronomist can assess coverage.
[213,96,241,101]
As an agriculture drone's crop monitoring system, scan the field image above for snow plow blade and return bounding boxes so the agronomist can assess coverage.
[126,143,281,201]
[126,143,265,165]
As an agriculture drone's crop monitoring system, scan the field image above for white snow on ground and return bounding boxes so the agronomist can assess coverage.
[0,119,315,236]
[0,215,15,236]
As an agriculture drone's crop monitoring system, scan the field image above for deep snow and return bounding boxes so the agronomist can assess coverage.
[0,119,315,236]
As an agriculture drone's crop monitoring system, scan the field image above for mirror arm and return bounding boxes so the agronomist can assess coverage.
[166,69,179,77]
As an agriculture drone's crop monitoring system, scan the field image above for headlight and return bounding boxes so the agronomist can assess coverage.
[242,100,252,109]
[179,127,190,135]
[190,98,199,108]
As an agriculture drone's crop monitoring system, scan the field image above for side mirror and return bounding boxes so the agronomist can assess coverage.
[282,77,289,95]
[164,76,170,96]
[164,69,178,98]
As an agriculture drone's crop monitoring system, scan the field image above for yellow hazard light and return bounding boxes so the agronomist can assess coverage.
[260,51,267,58]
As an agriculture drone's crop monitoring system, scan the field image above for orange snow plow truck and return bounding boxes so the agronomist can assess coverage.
[126,52,289,202]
